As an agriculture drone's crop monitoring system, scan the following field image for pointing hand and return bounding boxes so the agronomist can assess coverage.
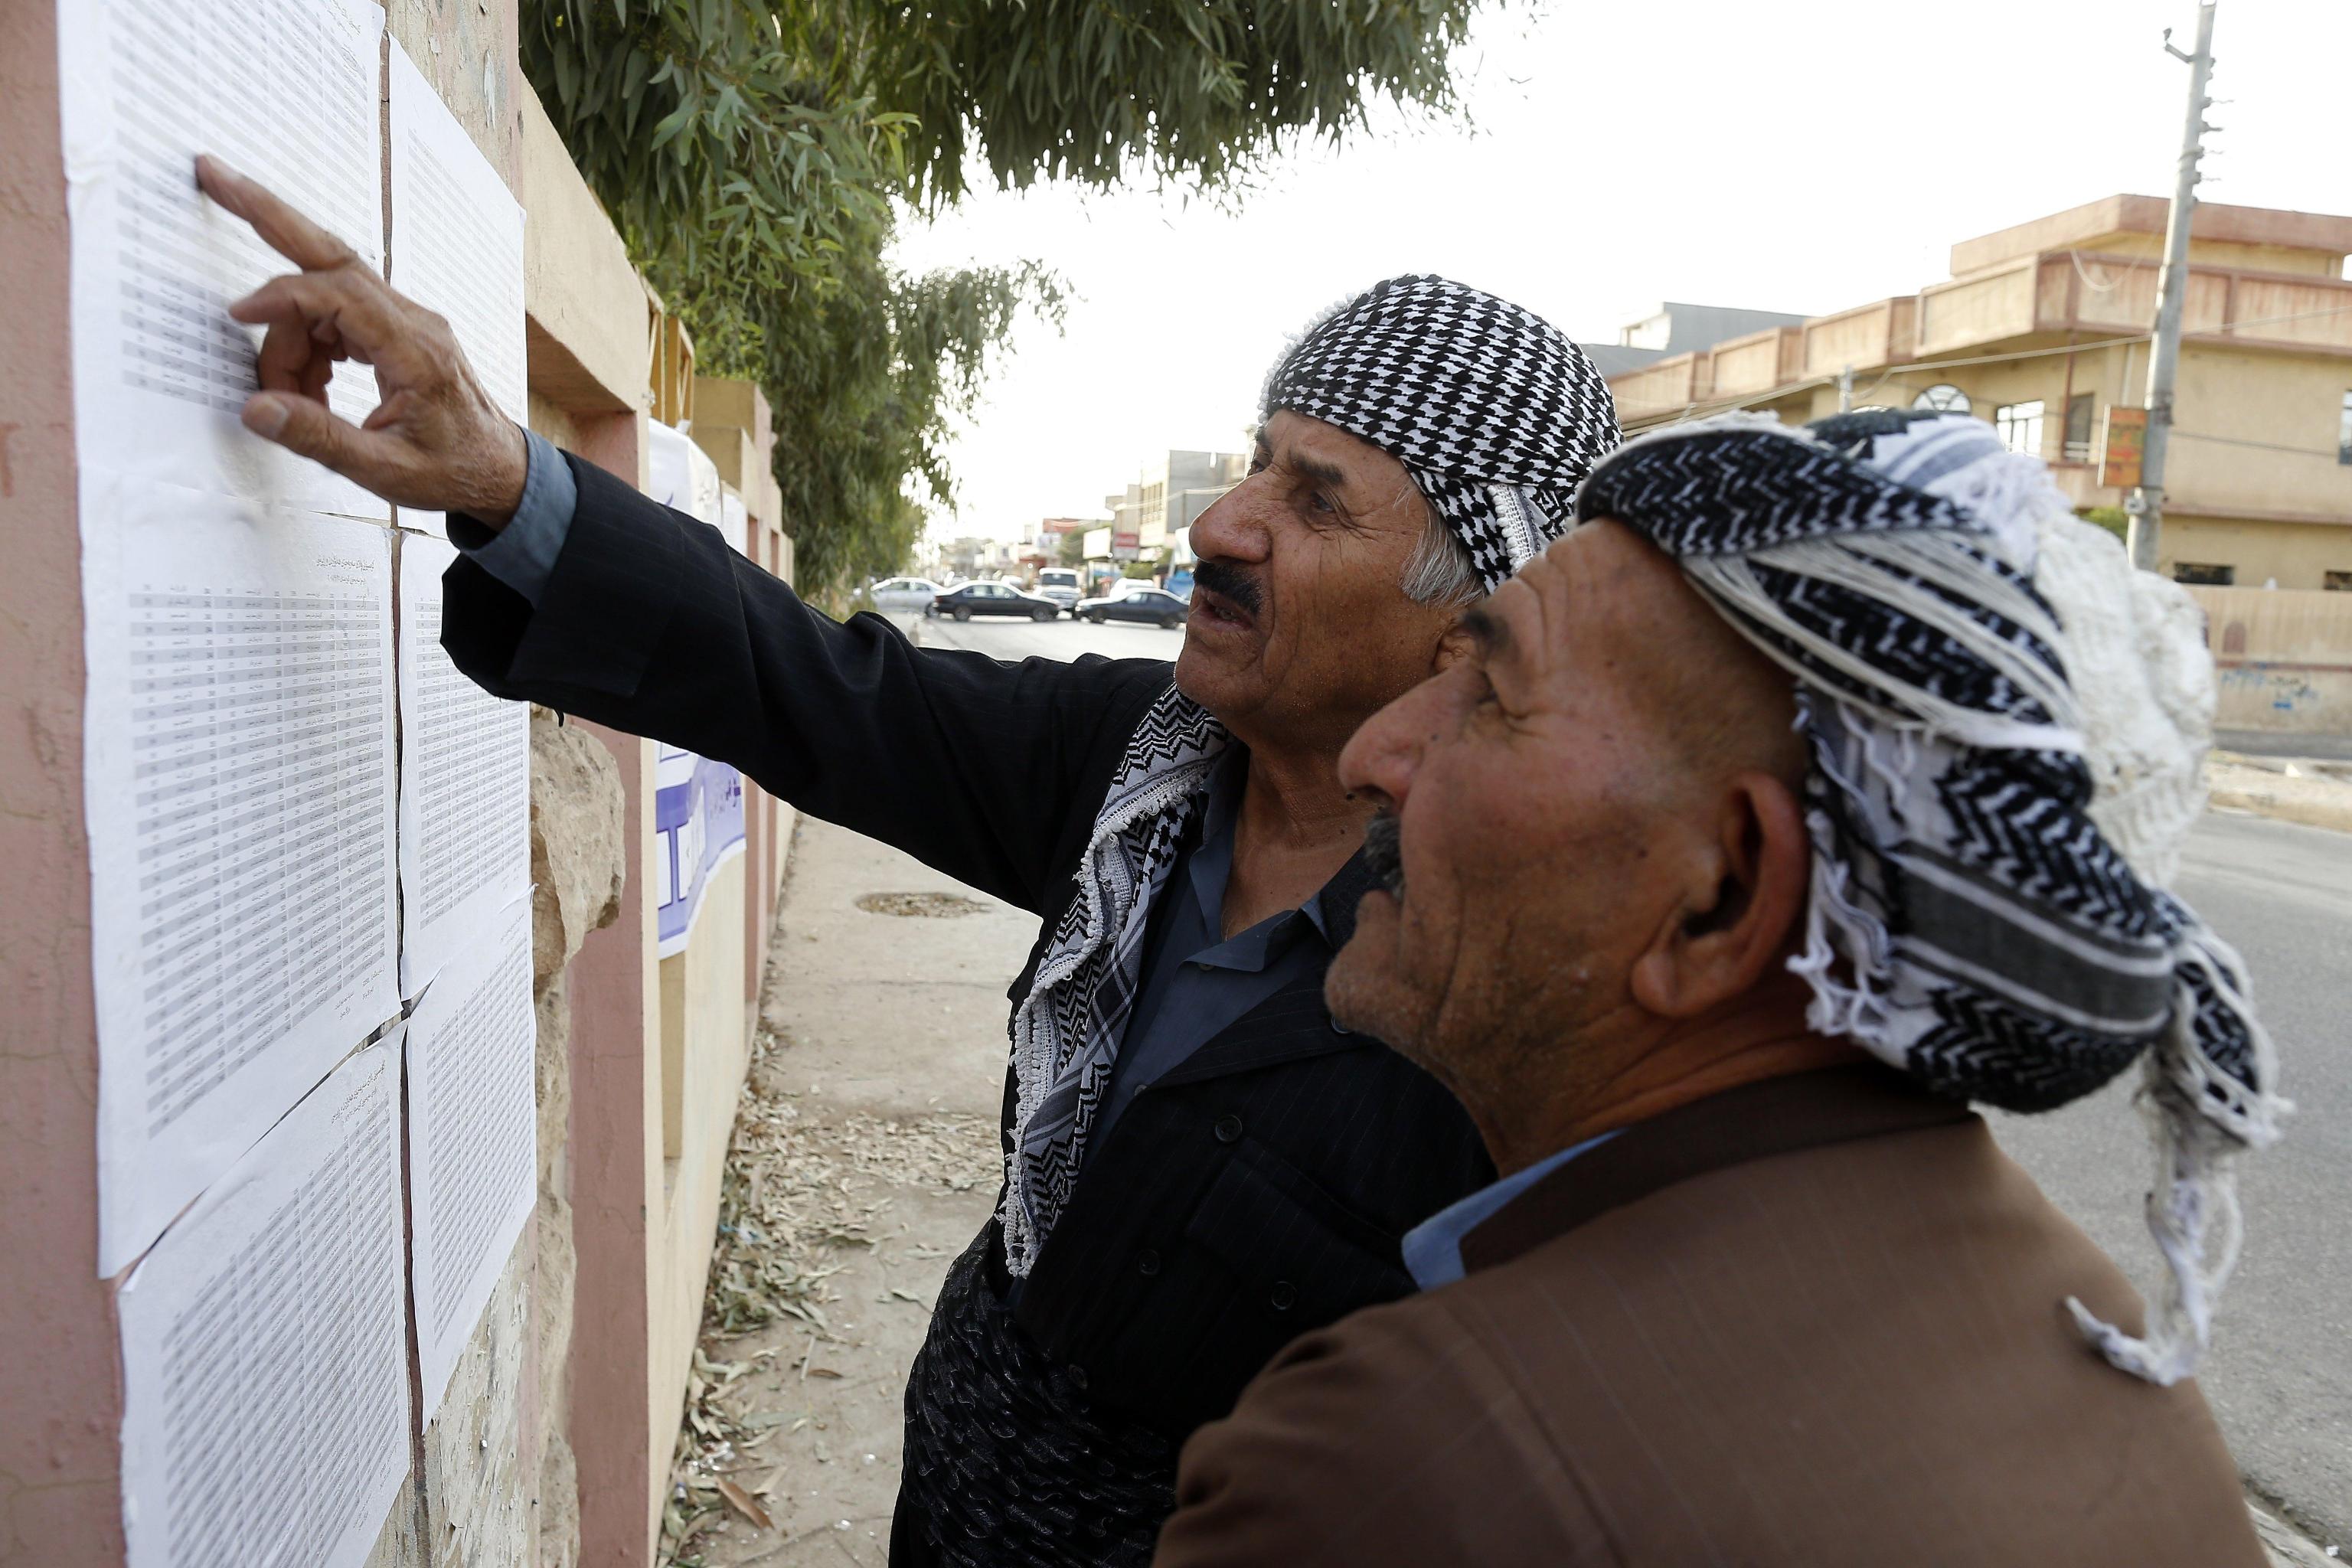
[194,154,528,525]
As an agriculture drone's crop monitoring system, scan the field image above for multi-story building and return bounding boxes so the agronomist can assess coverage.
[1107,449,1250,565]
[1578,301,1808,377]
[1605,194,2352,590]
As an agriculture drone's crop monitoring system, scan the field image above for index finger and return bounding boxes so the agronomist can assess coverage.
[194,155,358,272]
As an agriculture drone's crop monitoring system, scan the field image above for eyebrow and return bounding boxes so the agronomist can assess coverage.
[1262,439,1351,494]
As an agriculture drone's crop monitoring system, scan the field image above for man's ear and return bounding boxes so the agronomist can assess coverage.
[1628,773,1810,1019]
[1432,618,1479,675]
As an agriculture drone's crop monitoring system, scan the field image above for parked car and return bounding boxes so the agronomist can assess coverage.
[1075,587,1190,629]
[927,580,1063,622]
[868,575,944,612]
[1034,567,1083,614]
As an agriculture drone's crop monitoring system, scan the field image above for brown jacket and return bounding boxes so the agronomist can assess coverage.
[1154,1065,2262,1567]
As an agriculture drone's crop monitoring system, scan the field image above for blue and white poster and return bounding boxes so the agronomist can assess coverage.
[654,743,746,957]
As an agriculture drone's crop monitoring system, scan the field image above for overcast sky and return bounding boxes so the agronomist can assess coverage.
[887,0,2350,542]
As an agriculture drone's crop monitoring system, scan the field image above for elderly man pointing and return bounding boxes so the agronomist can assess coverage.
[191,158,1621,1565]
[1157,409,2284,1566]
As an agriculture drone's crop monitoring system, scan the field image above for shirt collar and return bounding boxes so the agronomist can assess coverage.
[1181,750,1335,958]
[1401,1131,1621,1291]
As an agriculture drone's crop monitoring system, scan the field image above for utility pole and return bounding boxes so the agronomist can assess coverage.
[1838,365,1854,413]
[2128,0,2219,573]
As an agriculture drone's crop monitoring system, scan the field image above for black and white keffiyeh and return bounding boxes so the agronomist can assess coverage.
[1262,275,1621,591]
[1577,407,2288,1384]
[1003,689,1228,1276]
[1001,279,1619,1277]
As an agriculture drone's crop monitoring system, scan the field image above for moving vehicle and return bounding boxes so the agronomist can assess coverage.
[1075,586,1189,629]
[868,576,945,612]
[927,580,1063,622]
[1034,567,1082,614]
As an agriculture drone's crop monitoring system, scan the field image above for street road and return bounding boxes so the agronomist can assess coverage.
[900,609,2351,1545]
[1996,808,2352,1545]
[892,605,1186,666]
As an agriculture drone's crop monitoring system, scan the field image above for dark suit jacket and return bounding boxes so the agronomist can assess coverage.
[441,455,1492,1440]
[1155,1065,2265,1567]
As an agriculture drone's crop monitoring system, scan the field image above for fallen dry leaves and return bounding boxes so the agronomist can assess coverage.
[659,1022,997,1565]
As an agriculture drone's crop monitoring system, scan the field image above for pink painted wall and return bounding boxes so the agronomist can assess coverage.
[559,411,661,1568]
[0,5,127,1561]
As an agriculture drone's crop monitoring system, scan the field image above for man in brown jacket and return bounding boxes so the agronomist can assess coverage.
[1152,410,2286,1566]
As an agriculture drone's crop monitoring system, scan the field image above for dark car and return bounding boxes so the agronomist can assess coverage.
[927,580,1063,622]
[1075,587,1189,629]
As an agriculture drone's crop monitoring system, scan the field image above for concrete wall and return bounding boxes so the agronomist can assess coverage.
[2,2,796,1562]
[2189,585,2352,738]
[0,2,122,1558]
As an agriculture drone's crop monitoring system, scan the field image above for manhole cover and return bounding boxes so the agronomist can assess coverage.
[855,891,987,918]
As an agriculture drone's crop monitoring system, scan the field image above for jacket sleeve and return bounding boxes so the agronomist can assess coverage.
[1151,1301,1615,1568]
[439,452,1165,914]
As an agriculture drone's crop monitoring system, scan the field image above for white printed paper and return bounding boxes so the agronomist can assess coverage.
[59,0,389,522]
[118,1037,410,1568]
[85,475,400,1276]
[388,44,528,540]
[407,898,537,1417]
[649,420,723,526]
[397,534,532,997]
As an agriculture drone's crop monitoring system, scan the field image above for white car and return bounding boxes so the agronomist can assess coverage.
[1034,567,1083,615]
[869,576,945,612]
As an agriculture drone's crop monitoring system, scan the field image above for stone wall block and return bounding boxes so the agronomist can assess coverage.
[422,1226,537,1568]
[537,1431,583,1568]
[360,1475,430,1568]
[534,969,572,1193]
[528,706,625,994]
[536,1190,577,1437]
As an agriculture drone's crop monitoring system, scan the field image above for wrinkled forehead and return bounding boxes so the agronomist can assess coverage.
[1478,521,1756,692]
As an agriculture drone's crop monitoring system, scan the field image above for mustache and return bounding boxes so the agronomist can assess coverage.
[1361,812,1404,897]
[1192,559,1263,618]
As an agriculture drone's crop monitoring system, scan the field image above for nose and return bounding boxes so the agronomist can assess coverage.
[1338,678,1442,812]
[1186,473,1269,567]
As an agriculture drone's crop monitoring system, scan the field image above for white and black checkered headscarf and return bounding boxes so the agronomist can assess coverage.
[1578,407,2288,1386]
[1000,279,1617,1279]
[1262,275,1620,592]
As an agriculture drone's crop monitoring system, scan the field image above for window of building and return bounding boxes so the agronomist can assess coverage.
[2339,390,2352,466]
[2063,394,2096,462]
[2325,570,2352,592]
[1995,400,2046,457]
[2172,562,2236,586]
[1913,384,1971,415]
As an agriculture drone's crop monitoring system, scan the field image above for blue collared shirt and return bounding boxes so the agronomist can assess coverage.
[1083,747,1332,1158]
[446,427,578,604]
[1401,1130,1620,1290]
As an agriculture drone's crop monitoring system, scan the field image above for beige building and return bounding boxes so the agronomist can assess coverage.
[1606,194,2352,591]
[1109,449,1250,563]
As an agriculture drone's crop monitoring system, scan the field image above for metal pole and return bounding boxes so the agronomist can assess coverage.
[2128,0,2218,573]
[1838,365,1854,413]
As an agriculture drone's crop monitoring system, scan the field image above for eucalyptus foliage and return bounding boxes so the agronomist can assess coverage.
[518,0,1486,594]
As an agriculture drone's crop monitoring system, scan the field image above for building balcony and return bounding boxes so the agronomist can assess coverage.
[1916,251,2352,360]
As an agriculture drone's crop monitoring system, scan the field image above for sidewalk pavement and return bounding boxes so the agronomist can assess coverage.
[2209,750,2352,835]
[660,816,1024,1566]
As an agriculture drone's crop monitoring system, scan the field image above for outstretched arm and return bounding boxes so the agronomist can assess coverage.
[443,453,1163,912]
[193,155,1162,911]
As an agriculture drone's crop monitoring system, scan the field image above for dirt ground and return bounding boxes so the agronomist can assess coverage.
[661,818,1034,1567]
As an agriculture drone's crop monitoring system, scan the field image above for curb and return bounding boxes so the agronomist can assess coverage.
[2207,760,2352,836]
